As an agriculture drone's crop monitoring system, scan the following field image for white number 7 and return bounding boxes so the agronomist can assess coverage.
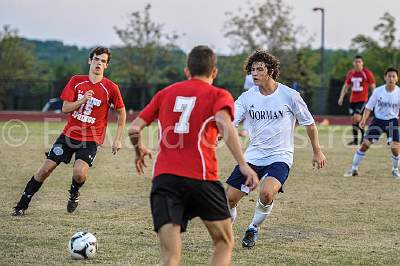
[173,96,197,133]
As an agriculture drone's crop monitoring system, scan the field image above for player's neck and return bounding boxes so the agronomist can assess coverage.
[385,84,396,92]
[88,73,103,84]
[191,76,213,85]
[258,80,278,96]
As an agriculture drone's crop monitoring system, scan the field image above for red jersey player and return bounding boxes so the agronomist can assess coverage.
[12,46,126,216]
[338,55,376,145]
[128,45,258,266]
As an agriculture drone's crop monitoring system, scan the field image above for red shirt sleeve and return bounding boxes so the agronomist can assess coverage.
[345,71,353,86]
[139,90,162,124]
[60,76,77,102]
[365,69,376,85]
[111,84,125,109]
[213,89,235,121]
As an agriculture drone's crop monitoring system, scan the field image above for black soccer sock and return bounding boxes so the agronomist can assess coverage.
[16,176,43,210]
[352,124,359,143]
[358,125,365,140]
[70,179,85,194]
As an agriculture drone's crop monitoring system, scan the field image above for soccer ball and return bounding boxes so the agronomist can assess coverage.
[68,231,97,259]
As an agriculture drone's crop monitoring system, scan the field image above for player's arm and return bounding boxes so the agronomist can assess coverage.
[360,90,377,129]
[215,109,258,190]
[338,84,350,106]
[305,124,326,169]
[111,107,126,155]
[62,90,94,113]
[128,117,152,175]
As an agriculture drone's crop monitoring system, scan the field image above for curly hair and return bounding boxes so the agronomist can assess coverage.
[244,50,280,80]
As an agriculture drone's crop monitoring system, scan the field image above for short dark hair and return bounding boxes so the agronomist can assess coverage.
[89,46,111,63]
[187,45,217,77]
[385,67,398,76]
[354,55,364,60]
[244,50,280,80]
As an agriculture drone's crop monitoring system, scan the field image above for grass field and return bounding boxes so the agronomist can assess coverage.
[1,121,400,265]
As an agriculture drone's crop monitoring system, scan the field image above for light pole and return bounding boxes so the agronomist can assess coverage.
[313,7,325,87]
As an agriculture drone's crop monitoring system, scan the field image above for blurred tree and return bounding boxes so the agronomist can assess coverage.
[223,0,318,107]
[223,0,310,53]
[351,11,399,81]
[0,25,34,109]
[113,4,184,109]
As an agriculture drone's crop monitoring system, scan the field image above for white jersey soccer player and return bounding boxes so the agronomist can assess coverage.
[226,50,326,249]
[234,84,314,173]
[344,68,400,178]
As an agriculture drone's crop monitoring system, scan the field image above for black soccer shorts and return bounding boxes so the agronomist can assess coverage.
[150,174,231,232]
[47,134,98,167]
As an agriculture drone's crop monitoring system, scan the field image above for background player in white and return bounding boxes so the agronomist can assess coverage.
[226,50,326,248]
[344,68,400,178]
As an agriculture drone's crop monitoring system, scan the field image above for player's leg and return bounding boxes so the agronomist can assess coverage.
[242,177,280,248]
[226,185,246,223]
[12,159,58,216]
[67,141,97,213]
[390,142,400,178]
[344,120,381,177]
[203,219,234,266]
[192,179,233,265]
[348,104,358,145]
[242,162,289,248]
[151,174,186,265]
[226,164,261,223]
[158,223,182,266]
[66,159,90,213]
[12,134,72,216]
[389,120,400,178]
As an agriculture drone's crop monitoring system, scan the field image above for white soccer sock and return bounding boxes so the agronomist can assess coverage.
[248,199,274,230]
[352,149,366,171]
[391,155,400,170]
[229,207,237,223]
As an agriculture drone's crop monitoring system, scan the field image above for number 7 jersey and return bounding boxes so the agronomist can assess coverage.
[139,78,234,181]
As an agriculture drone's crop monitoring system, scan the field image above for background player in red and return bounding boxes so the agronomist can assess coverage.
[12,46,126,216]
[338,55,376,145]
[128,45,258,266]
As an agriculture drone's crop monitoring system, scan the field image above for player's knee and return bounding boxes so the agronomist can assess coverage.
[73,170,87,183]
[260,191,274,204]
[214,230,234,249]
[228,197,238,209]
[36,167,53,181]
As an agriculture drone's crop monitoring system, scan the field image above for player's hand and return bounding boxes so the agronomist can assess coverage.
[112,139,122,155]
[359,120,366,129]
[312,150,326,169]
[135,145,152,175]
[337,98,343,106]
[239,164,258,191]
[80,90,94,104]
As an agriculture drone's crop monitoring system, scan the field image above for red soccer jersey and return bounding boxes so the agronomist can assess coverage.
[345,68,375,103]
[60,75,125,144]
[139,79,235,181]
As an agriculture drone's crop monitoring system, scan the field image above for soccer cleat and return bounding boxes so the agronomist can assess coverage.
[347,140,358,146]
[242,227,258,249]
[392,169,400,179]
[67,190,80,213]
[343,169,358,177]
[11,206,25,216]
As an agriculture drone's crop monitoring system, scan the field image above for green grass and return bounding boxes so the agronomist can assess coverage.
[1,121,400,265]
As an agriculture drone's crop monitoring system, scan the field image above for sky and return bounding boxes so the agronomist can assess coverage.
[0,0,399,54]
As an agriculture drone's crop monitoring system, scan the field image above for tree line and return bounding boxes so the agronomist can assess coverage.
[0,0,399,114]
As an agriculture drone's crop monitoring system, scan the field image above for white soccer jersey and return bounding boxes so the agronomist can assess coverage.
[234,83,314,167]
[365,85,400,120]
